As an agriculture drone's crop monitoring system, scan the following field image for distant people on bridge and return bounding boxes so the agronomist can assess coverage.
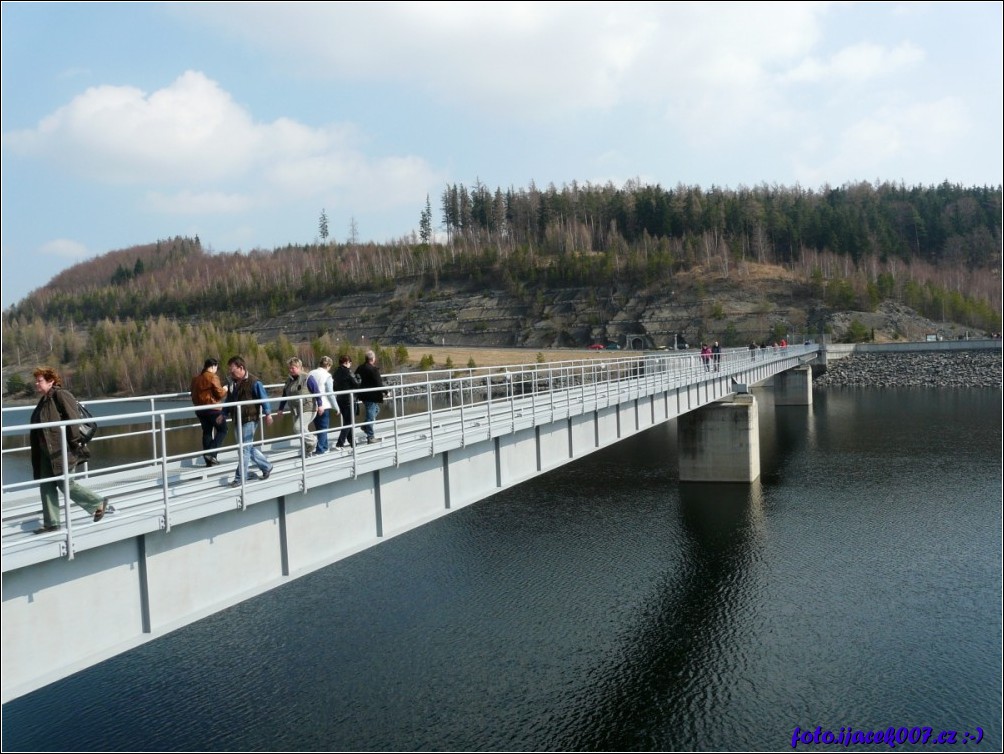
[355,350,387,444]
[712,341,722,371]
[191,357,228,467]
[275,357,319,457]
[225,356,274,487]
[700,343,712,371]
[307,356,336,455]
[29,366,109,534]
[749,342,757,361]
[333,354,359,449]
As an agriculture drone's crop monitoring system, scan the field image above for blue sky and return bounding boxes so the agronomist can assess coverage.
[2,1,1002,310]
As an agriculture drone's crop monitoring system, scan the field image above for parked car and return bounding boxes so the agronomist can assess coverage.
[605,343,621,350]
[587,343,605,350]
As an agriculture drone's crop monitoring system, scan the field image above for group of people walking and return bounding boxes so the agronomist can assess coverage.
[697,338,792,369]
[27,351,388,534]
[699,341,722,371]
[191,351,387,488]
[748,338,788,360]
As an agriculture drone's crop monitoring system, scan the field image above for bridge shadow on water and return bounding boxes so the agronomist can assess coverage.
[548,471,769,752]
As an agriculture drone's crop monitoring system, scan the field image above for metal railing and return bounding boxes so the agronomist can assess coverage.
[2,345,816,559]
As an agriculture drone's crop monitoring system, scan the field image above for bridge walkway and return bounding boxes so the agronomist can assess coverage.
[2,347,815,572]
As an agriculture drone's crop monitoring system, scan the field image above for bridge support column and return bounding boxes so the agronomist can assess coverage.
[774,366,813,406]
[678,394,760,482]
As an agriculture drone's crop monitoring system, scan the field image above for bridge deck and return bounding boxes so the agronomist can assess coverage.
[2,347,815,572]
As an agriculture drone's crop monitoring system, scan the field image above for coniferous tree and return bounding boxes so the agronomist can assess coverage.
[319,209,330,243]
[420,195,433,244]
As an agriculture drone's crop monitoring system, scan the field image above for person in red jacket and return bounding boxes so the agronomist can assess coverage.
[191,357,228,466]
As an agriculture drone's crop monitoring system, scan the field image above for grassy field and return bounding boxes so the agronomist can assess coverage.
[401,346,615,370]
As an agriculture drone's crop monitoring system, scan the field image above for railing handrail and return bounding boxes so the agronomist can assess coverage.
[1,345,803,419]
[2,346,818,557]
[2,346,817,434]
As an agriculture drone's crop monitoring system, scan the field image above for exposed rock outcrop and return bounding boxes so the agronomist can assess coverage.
[245,270,986,350]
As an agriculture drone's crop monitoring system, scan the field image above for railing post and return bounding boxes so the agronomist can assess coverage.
[509,372,516,432]
[427,378,435,455]
[149,397,158,460]
[391,384,400,465]
[233,409,246,501]
[160,414,171,531]
[458,374,466,447]
[485,372,492,438]
[58,425,75,559]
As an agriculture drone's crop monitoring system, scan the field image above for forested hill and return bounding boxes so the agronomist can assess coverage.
[5,180,1001,327]
[1,179,1001,399]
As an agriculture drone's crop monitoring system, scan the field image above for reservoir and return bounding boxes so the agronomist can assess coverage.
[1,387,1001,751]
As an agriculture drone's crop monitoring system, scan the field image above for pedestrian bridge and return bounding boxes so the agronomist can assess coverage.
[1,345,817,702]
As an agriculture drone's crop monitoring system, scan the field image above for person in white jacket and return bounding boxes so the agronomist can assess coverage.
[307,356,338,455]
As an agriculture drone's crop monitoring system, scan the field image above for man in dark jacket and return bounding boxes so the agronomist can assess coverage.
[354,350,386,444]
[333,354,359,448]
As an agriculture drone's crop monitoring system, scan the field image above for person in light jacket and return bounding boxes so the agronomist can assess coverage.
[29,366,108,533]
[307,356,337,455]
[274,357,319,456]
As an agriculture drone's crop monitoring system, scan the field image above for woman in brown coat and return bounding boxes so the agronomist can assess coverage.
[29,366,108,533]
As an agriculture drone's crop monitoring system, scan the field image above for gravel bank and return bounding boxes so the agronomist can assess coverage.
[814,350,1002,388]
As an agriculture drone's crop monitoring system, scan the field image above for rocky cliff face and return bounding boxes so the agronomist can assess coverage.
[246,269,983,349]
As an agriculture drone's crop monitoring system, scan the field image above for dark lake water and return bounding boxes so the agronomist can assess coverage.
[2,388,1001,751]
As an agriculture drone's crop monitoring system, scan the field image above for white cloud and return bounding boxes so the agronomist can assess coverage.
[182,2,826,118]
[39,238,89,260]
[2,71,260,184]
[783,41,925,84]
[794,97,971,184]
[1,69,441,218]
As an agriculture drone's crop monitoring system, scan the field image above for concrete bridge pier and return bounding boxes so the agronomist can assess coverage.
[678,394,760,483]
[774,366,813,406]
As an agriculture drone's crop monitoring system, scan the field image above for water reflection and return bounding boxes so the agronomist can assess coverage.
[563,480,766,751]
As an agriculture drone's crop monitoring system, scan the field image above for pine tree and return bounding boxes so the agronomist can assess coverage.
[319,209,330,243]
[420,194,433,244]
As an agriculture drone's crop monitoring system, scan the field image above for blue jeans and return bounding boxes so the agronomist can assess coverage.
[363,401,380,439]
[234,419,272,482]
[313,410,330,453]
